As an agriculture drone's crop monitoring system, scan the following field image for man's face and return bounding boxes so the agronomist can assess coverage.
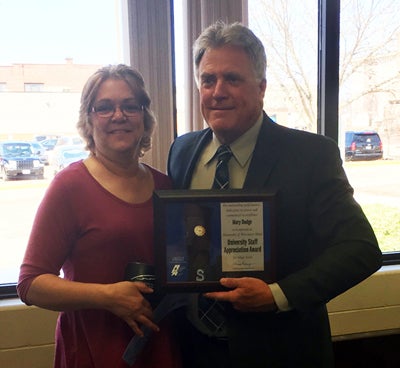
[198,45,266,144]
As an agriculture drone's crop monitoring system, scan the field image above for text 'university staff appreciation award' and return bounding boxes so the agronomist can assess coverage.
[221,201,264,273]
[153,189,277,292]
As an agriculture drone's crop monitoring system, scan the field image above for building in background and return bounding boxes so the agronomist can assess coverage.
[0,59,102,141]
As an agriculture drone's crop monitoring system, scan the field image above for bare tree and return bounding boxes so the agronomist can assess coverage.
[249,0,400,134]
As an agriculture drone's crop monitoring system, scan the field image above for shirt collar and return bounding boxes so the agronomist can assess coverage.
[205,113,264,167]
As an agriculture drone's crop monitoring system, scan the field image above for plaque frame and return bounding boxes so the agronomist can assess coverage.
[153,189,277,292]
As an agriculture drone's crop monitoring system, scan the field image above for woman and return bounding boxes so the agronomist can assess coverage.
[17,65,181,368]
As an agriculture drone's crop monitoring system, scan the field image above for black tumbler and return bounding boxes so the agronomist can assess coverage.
[124,262,155,289]
[124,262,161,306]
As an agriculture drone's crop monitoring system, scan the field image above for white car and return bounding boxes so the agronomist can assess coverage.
[29,141,49,165]
[52,145,89,175]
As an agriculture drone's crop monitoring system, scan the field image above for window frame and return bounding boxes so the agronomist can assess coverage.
[318,0,399,265]
[1,0,398,299]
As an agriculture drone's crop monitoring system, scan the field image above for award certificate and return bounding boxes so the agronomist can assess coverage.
[153,189,276,292]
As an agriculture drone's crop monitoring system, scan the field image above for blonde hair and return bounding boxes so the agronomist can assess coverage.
[77,64,156,155]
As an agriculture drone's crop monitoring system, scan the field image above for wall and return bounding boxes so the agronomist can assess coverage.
[1,265,399,368]
[0,299,58,367]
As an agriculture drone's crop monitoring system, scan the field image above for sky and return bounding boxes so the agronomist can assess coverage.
[0,0,123,65]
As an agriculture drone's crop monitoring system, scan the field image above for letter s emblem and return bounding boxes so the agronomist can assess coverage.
[196,269,205,281]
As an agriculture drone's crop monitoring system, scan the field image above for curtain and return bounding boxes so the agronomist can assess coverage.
[182,0,248,132]
[125,0,175,171]
[124,0,247,170]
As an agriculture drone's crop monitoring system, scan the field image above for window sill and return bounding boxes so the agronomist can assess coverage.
[327,265,400,340]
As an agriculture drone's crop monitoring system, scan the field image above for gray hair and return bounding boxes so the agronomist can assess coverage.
[76,64,156,155]
[193,21,267,84]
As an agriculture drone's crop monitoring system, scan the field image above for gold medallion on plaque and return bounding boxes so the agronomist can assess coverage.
[194,225,206,237]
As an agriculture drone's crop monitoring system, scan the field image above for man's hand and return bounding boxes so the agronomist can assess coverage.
[204,277,277,312]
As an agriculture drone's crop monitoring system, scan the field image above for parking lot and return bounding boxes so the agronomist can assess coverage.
[344,159,400,207]
[1,160,399,284]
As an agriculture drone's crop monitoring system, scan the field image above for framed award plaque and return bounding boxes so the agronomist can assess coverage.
[153,189,277,292]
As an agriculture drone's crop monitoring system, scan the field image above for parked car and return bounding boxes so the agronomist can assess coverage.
[29,141,49,165]
[345,131,383,161]
[55,136,84,147]
[0,141,44,181]
[40,138,58,151]
[52,145,89,175]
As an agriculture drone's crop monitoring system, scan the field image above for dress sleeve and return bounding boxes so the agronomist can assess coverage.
[17,174,78,304]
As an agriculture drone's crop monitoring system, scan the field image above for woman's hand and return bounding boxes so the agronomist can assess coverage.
[26,275,159,336]
[104,281,159,336]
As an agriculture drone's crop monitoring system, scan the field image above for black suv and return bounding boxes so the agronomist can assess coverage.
[345,131,383,161]
[0,141,44,180]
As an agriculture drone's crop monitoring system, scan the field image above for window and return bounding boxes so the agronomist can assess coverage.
[0,0,124,294]
[1,0,398,299]
[339,0,400,257]
[248,0,318,132]
[248,0,400,260]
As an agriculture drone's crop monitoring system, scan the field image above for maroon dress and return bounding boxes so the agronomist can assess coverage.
[18,161,181,368]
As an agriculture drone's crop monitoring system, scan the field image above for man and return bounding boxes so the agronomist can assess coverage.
[168,21,382,368]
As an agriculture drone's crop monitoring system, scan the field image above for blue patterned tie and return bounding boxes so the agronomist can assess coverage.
[212,145,232,189]
[192,145,233,337]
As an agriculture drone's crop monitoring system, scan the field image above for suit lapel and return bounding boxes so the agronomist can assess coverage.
[243,113,282,189]
[181,115,281,190]
[181,129,213,188]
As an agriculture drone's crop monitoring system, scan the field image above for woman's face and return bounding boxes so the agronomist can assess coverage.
[90,78,144,160]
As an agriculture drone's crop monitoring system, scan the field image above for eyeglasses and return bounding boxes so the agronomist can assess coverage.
[91,102,144,118]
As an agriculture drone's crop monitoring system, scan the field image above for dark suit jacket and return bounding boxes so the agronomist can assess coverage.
[167,113,382,368]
